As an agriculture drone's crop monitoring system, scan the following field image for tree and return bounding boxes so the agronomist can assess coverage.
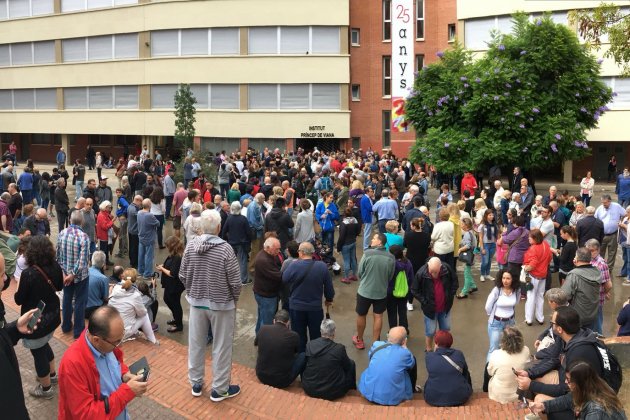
[569,4,630,75]
[405,13,613,174]
[174,83,197,152]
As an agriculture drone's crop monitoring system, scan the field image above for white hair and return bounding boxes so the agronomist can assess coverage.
[199,209,221,234]
[99,200,112,211]
[230,201,242,215]
[91,251,106,269]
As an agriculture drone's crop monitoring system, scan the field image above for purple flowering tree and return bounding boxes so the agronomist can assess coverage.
[405,13,613,173]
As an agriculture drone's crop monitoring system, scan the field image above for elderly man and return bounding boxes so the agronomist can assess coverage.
[594,194,626,268]
[0,191,13,232]
[24,208,50,237]
[68,196,85,220]
[137,198,159,279]
[372,188,398,234]
[247,193,265,273]
[576,205,604,247]
[561,247,601,330]
[585,239,613,334]
[352,233,395,350]
[493,180,505,210]
[82,178,98,213]
[82,197,97,256]
[57,210,91,339]
[7,182,22,220]
[543,185,558,206]
[85,251,110,319]
[179,210,242,402]
[253,237,282,334]
[222,201,252,284]
[58,306,148,419]
[55,178,70,231]
[411,257,459,353]
[358,326,416,406]
[254,309,304,389]
[282,242,335,352]
[302,319,357,400]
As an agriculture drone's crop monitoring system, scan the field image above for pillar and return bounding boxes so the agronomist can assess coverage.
[62,134,71,164]
[563,160,573,184]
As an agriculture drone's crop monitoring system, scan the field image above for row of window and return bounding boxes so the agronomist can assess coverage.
[0,0,136,19]
[602,77,630,109]
[382,0,425,41]
[62,34,138,62]
[0,84,342,110]
[0,41,55,66]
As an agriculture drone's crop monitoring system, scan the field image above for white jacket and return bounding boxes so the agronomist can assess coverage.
[487,347,531,403]
[108,284,147,339]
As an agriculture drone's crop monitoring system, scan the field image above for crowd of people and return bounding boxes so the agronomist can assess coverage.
[0,144,628,419]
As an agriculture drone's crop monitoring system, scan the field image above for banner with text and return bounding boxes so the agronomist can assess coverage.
[392,0,414,133]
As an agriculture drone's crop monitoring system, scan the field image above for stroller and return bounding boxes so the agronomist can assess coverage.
[310,237,341,275]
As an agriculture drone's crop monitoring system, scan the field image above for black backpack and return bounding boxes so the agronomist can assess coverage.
[582,339,623,393]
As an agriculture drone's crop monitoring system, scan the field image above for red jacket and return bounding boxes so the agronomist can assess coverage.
[523,241,552,279]
[460,174,478,195]
[58,330,135,420]
[96,211,114,241]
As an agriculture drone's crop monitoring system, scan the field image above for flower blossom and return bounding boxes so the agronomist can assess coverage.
[554,134,562,140]
[551,144,558,153]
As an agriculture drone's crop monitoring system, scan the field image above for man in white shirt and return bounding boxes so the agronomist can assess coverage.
[594,194,626,268]
[493,180,504,210]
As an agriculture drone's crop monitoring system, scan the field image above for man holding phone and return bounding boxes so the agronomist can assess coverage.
[58,306,148,419]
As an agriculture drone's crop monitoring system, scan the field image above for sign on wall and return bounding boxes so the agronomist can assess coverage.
[392,0,414,133]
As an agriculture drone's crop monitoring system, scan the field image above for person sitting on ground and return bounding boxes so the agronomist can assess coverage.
[358,326,417,406]
[530,361,626,419]
[107,268,158,344]
[85,251,110,319]
[533,288,569,361]
[423,330,473,407]
[301,319,357,401]
[254,309,305,389]
[487,326,531,404]
[617,296,630,337]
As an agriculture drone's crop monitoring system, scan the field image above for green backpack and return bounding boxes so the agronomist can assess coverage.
[393,270,409,298]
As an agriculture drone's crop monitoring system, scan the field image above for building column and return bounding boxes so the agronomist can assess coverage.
[240,138,248,154]
[563,160,573,184]
[286,138,295,153]
[62,134,71,164]
[193,136,201,152]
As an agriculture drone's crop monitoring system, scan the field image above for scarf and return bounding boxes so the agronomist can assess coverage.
[485,222,498,241]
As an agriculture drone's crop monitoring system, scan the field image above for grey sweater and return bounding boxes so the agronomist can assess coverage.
[561,265,601,327]
[137,210,159,245]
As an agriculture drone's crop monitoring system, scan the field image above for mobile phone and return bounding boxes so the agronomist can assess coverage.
[129,356,150,382]
[152,271,160,279]
[512,367,518,375]
[27,300,45,331]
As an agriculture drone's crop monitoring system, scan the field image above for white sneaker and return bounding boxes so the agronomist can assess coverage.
[407,302,414,311]
[480,276,486,283]
[486,275,494,281]
[623,280,630,286]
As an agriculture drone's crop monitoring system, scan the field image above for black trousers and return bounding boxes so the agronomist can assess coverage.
[163,286,184,328]
[129,233,139,268]
[30,343,54,378]
[386,295,409,333]
[57,211,68,232]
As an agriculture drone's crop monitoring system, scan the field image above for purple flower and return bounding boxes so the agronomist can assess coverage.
[463,83,469,88]
[522,147,528,152]
[519,124,525,128]
[516,79,521,84]
[463,138,469,143]
[460,76,467,81]
[428,111,433,116]
[436,51,444,58]
[494,95,500,101]
[483,93,488,98]
[505,83,512,88]
[498,44,505,51]
[503,92,510,96]
[514,112,521,116]
[536,19,542,26]
[575,93,580,97]
[532,107,540,113]
[597,58,604,64]
[583,143,589,149]
[574,141,583,147]
[529,117,533,121]
[475,77,481,83]
[550,143,558,152]
[613,91,618,97]
[444,143,450,148]
[580,107,588,113]
[520,50,527,55]
[420,147,427,152]
[413,71,419,77]
[554,134,562,140]
[454,96,458,101]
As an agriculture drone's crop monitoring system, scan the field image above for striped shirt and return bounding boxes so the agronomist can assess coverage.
[591,255,610,306]
[56,224,90,281]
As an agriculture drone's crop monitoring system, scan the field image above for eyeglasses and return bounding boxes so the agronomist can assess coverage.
[99,336,123,348]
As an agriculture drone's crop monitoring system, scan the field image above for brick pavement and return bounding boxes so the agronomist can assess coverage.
[3,281,533,420]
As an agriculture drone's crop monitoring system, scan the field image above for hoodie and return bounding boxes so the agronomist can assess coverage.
[336,216,360,252]
[264,207,294,249]
[179,234,241,310]
[107,285,147,339]
[561,265,601,327]
[302,337,355,400]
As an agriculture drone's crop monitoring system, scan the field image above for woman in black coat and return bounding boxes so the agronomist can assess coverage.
[157,235,185,332]
[13,235,63,399]
[403,217,431,309]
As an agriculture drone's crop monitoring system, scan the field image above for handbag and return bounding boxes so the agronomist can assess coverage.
[313,214,322,234]
[457,231,475,265]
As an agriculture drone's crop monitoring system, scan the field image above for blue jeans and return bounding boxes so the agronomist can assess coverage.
[595,305,604,335]
[254,293,278,334]
[341,242,357,278]
[621,246,630,277]
[481,243,496,276]
[138,241,155,278]
[487,317,515,361]
[234,244,249,284]
[423,311,451,337]
[75,180,84,201]
[322,230,334,253]
[290,309,324,352]
[21,190,32,205]
[165,195,173,219]
[62,277,89,338]
[363,220,373,250]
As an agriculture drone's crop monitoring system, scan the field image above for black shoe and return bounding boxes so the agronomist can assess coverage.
[456,293,468,299]
[166,319,177,326]
[470,287,478,294]
[168,326,183,333]
[526,322,533,326]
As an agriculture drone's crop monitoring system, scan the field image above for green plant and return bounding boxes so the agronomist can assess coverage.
[174,84,197,153]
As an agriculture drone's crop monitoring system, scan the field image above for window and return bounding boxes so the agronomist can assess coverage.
[114,34,138,59]
[311,84,340,109]
[33,41,55,64]
[383,0,391,41]
[0,45,8,66]
[249,84,278,109]
[211,28,239,55]
[248,84,341,110]
[34,89,56,109]
[448,24,456,42]
[352,137,361,150]
[63,34,138,62]
[88,86,113,109]
[200,137,241,154]
[416,0,424,39]
[64,86,138,109]
[415,54,424,71]
[312,27,339,53]
[1,0,53,18]
[382,110,391,148]
[280,84,309,109]
[351,84,360,101]
[604,77,630,109]
[13,89,35,109]
[151,28,238,57]
[151,30,178,56]
[11,43,32,65]
[151,84,238,109]
[114,86,138,108]
[280,27,309,54]
[60,0,137,12]
[249,26,340,54]
[351,28,360,46]
[210,85,239,109]
[64,87,87,109]
[181,29,208,56]
[88,36,113,61]
[150,84,177,109]
[249,27,278,54]
[383,56,391,97]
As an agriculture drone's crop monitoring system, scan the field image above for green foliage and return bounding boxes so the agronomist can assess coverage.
[174,84,197,152]
[570,4,630,75]
[406,13,613,174]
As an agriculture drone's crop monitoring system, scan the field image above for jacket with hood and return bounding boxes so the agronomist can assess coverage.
[561,265,601,327]
[528,328,603,397]
[179,234,241,310]
[107,284,147,339]
[411,263,459,319]
[315,201,339,233]
[302,337,355,400]
[265,207,294,249]
[336,216,360,252]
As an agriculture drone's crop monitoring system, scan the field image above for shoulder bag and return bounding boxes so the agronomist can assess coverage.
[442,354,463,374]
[369,342,392,360]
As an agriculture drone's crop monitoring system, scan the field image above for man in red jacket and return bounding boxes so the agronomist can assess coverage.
[58,306,147,419]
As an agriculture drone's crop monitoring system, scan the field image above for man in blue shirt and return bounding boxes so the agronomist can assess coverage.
[595,194,626,269]
[137,198,159,279]
[56,147,66,168]
[372,189,398,235]
[360,187,375,250]
[86,251,110,319]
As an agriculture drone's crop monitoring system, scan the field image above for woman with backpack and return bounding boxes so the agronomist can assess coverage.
[386,245,414,334]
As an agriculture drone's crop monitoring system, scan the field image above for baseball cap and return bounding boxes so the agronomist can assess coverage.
[100,176,108,180]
